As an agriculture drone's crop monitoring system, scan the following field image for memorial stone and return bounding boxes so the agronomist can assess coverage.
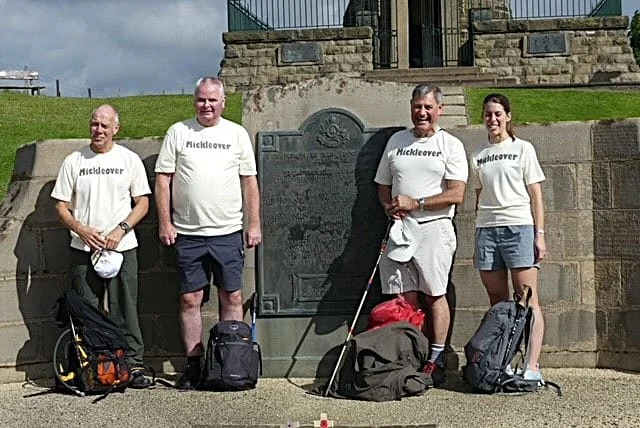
[257,108,403,316]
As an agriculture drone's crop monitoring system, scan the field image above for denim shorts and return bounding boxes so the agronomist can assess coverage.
[175,231,245,298]
[474,225,539,271]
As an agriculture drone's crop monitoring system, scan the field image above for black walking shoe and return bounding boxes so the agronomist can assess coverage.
[423,360,446,387]
[129,368,152,389]
[177,360,201,390]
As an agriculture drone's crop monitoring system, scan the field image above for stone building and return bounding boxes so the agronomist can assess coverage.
[221,0,640,90]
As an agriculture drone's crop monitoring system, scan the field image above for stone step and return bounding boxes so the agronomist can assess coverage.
[365,67,518,87]
[367,66,485,78]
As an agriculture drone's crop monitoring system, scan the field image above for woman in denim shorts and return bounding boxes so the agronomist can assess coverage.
[471,93,547,383]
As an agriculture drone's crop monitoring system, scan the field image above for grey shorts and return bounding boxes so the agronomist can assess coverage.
[379,218,456,297]
[175,232,245,299]
[474,225,539,271]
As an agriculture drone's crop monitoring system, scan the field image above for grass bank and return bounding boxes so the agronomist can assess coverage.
[466,87,640,124]
[0,92,243,197]
[1,87,640,200]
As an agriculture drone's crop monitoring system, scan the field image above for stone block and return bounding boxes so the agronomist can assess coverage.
[515,122,592,163]
[610,160,640,209]
[6,222,42,275]
[159,244,178,269]
[593,210,640,258]
[459,180,478,214]
[546,210,593,259]
[136,227,163,270]
[544,164,577,210]
[0,323,35,365]
[139,314,157,353]
[244,245,255,269]
[242,267,256,300]
[244,76,419,139]
[201,293,220,315]
[576,163,593,210]
[596,309,625,350]
[138,271,180,315]
[12,140,86,180]
[592,119,640,160]
[621,261,640,305]
[118,139,163,168]
[597,351,640,371]
[154,315,185,355]
[452,213,475,260]
[538,262,581,305]
[449,308,486,349]
[594,260,623,307]
[0,285,25,324]
[580,260,596,305]
[448,125,492,155]
[544,309,596,351]
[540,351,597,368]
[39,320,67,361]
[450,264,486,308]
[0,276,65,323]
[623,310,640,350]
[591,161,611,209]
[41,228,70,274]
[0,179,59,225]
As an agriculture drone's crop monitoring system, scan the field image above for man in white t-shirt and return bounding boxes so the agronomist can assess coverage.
[51,104,152,388]
[374,84,468,386]
[154,77,262,389]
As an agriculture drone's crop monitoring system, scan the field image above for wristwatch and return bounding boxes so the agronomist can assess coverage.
[118,221,131,233]
[418,197,426,211]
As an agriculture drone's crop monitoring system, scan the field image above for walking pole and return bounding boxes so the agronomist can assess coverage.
[324,219,393,396]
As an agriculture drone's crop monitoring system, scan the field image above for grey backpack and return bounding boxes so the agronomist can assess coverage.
[462,288,561,395]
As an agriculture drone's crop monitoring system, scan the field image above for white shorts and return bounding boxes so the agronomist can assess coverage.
[379,218,456,297]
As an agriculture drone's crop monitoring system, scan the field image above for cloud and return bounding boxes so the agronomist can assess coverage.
[1,0,638,97]
[1,0,227,97]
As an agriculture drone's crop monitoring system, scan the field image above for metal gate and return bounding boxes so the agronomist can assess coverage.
[409,0,472,67]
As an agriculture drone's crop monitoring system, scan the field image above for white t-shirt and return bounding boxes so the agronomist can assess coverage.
[51,144,151,252]
[471,137,545,227]
[154,117,257,236]
[374,128,469,221]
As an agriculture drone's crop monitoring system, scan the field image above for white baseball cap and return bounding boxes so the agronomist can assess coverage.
[386,216,421,263]
[91,249,123,279]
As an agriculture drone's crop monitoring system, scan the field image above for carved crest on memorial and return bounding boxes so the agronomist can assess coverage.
[317,115,350,148]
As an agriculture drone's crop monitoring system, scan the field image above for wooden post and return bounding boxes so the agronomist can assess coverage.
[56,80,61,97]
[88,88,92,99]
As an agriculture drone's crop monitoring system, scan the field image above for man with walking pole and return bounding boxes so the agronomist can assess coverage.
[373,84,468,386]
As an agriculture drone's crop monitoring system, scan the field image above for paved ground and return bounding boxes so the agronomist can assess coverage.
[2,368,639,427]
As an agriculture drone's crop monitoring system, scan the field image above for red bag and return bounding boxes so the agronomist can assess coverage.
[367,297,425,331]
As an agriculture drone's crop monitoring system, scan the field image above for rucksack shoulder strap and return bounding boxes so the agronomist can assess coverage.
[542,380,563,397]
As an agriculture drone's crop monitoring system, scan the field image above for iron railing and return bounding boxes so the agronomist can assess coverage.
[228,0,622,31]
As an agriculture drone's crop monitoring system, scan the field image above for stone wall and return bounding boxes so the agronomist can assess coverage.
[474,16,640,85]
[0,79,639,382]
[219,27,373,92]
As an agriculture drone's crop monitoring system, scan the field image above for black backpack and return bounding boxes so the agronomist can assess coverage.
[199,320,262,391]
[53,289,132,399]
[462,288,561,395]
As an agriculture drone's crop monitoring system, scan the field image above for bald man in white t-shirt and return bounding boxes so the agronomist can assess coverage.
[375,84,468,387]
[51,104,152,388]
[154,77,262,389]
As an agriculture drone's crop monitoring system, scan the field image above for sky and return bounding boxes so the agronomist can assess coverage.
[1,0,638,98]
